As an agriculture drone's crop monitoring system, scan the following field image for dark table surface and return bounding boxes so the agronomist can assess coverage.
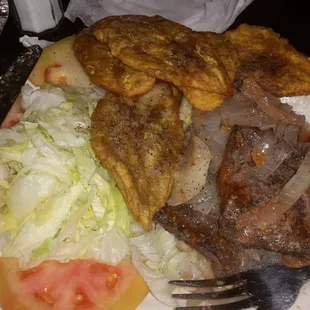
[1,0,310,74]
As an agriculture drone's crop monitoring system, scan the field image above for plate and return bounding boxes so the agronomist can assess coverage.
[139,95,310,310]
[1,95,310,310]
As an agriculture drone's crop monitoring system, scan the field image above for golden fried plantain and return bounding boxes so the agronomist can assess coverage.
[225,24,310,97]
[178,32,239,111]
[91,82,184,231]
[73,31,155,97]
[92,15,232,99]
[197,32,239,83]
[180,87,225,111]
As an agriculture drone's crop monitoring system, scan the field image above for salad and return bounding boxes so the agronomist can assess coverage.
[0,82,213,309]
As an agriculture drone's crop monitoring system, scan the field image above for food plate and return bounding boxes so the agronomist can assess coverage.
[1,92,310,310]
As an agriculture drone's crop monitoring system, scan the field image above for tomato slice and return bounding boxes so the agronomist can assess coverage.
[0,258,149,310]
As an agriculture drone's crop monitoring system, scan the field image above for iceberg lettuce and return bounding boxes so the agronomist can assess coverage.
[0,84,134,268]
[0,83,213,307]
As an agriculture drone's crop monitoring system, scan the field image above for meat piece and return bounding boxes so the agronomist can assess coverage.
[225,24,310,97]
[219,126,310,259]
[154,204,281,277]
[73,31,155,97]
[91,82,184,230]
[92,15,234,110]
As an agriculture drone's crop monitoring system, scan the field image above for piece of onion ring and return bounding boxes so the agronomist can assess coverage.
[241,78,305,125]
[168,135,211,206]
[246,148,310,230]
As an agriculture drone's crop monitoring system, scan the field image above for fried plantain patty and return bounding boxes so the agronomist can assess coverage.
[91,82,184,230]
[92,15,233,105]
[73,31,155,97]
[225,24,310,97]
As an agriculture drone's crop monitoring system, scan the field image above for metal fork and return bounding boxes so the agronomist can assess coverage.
[169,265,310,310]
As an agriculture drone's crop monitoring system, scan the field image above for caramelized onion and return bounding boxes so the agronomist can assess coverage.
[252,148,310,230]
[220,93,275,130]
[189,174,220,216]
[192,108,221,142]
[254,142,292,180]
[192,108,229,174]
[168,135,211,206]
[241,78,305,126]
[213,126,230,151]
[254,130,278,153]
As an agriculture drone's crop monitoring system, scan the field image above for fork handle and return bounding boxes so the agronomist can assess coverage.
[300,265,310,278]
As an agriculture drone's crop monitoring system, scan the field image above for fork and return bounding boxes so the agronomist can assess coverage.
[169,265,310,310]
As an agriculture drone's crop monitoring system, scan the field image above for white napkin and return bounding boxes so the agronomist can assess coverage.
[65,0,253,33]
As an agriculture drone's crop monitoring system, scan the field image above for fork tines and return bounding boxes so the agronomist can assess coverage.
[169,275,257,310]
[172,286,247,300]
[175,298,255,310]
[169,273,244,288]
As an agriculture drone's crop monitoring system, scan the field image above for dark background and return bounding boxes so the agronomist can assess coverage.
[1,0,310,75]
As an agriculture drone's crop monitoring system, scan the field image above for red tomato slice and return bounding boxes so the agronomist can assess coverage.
[0,258,149,310]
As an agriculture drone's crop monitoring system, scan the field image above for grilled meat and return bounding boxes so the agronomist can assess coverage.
[219,126,310,258]
[154,203,282,277]
[155,125,310,275]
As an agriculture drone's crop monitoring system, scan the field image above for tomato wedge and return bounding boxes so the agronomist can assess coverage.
[0,258,149,310]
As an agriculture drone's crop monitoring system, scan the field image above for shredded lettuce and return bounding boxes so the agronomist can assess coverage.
[131,225,214,307]
[0,83,213,308]
[0,84,135,268]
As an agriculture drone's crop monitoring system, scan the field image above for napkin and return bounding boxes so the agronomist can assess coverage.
[65,0,253,33]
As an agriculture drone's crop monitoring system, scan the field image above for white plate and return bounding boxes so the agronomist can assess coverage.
[137,281,310,309]
[136,95,310,310]
[1,95,310,310]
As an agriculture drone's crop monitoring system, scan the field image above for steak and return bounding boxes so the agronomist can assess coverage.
[155,125,310,276]
[219,126,310,258]
[154,204,281,276]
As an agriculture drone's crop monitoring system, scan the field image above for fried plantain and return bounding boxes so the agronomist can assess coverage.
[91,82,184,230]
[225,24,310,97]
[92,15,233,102]
[179,87,225,111]
[73,31,155,97]
[197,32,239,83]
[178,32,239,111]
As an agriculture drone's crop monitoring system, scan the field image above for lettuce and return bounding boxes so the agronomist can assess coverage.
[0,84,213,308]
[131,225,214,306]
[0,84,134,268]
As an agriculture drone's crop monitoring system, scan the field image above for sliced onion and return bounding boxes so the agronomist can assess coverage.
[273,122,302,147]
[254,142,292,180]
[213,126,230,151]
[253,130,278,154]
[168,135,211,206]
[192,108,230,175]
[192,108,221,142]
[284,124,300,146]
[220,93,275,130]
[189,175,220,216]
[241,78,305,126]
[206,138,224,174]
[274,121,288,140]
[252,148,310,230]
